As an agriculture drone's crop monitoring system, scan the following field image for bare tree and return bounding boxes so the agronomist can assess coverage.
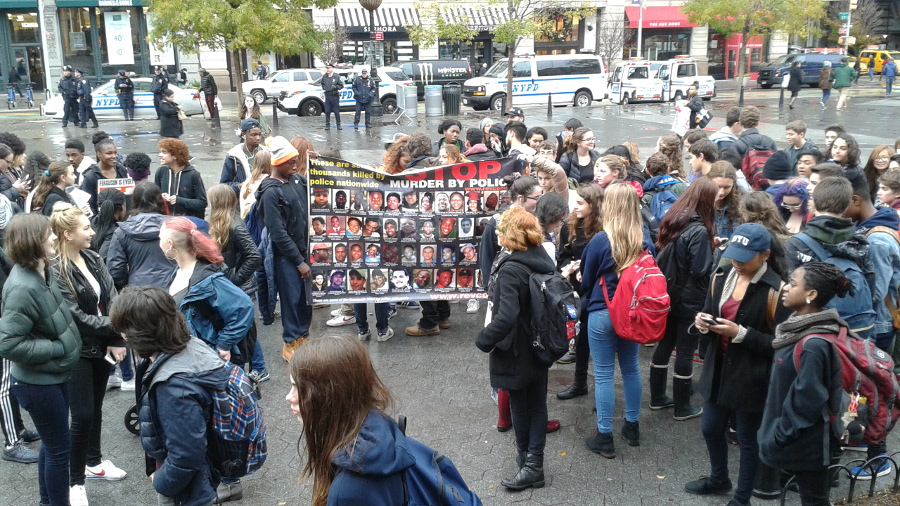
[596,11,627,66]
[315,25,349,66]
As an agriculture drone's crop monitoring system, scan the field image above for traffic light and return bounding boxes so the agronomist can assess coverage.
[850,0,858,10]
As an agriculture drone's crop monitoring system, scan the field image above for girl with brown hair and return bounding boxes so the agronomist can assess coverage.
[656,134,686,181]
[558,127,601,182]
[707,161,743,240]
[31,161,76,215]
[239,150,272,219]
[238,95,270,138]
[289,137,315,177]
[863,144,895,201]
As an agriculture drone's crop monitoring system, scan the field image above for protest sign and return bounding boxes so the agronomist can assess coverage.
[97,177,135,193]
[307,156,517,303]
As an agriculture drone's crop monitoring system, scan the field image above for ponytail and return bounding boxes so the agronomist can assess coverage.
[32,161,70,212]
[162,217,224,264]
[92,188,126,252]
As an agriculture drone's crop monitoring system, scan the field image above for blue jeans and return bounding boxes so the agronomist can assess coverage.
[587,309,641,433]
[12,380,70,506]
[108,347,134,381]
[701,400,764,504]
[273,255,312,342]
[354,303,390,334]
[887,79,894,95]
[822,89,831,103]
[250,339,266,372]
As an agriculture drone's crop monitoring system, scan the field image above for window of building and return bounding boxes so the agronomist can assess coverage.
[59,8,96,77]
[537,13,581,43]
[95,7,144,76]
[8,12,39,44]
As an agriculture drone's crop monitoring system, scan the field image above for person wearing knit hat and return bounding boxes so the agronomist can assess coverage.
[220,118,266,195]
[488,123,506,157]
[255,135,311,362]
[763,150,793,196]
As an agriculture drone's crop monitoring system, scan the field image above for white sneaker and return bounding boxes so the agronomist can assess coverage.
[357,329,371,341]
[330,308,342,317]
[85,460,127,481]
[376,328,394,342]
[326,314,356,327]
[70,484,89,506]
[466,299,480,314]
[106,375,121,390]
[120,379,135,392]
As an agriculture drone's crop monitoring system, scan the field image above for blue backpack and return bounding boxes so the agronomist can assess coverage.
[795,234,876,339]
[398,416,483,506]
[648,189,678,222]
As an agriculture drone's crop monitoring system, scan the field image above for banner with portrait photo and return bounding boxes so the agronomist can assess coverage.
[307,156,517,303]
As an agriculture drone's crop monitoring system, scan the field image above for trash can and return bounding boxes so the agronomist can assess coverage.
[425,85,443,117]
[403,85,418,118]
[442,83,461,116]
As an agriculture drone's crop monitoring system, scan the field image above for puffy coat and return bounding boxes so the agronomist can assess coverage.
[0,264,81,385]
[158,100,183,139]
[138,337,227,506]
[657,217,715,315]
[80,162,128,214]
[326,410,414,505]
[53,249,123,359]
[106,213,176,290]
[154,165,207,218]
[559,149,601,182]
[699,264,789,412]
[221,221,261,295]
[476,245,555,390]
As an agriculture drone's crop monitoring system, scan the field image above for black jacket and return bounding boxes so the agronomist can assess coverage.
[476,246,555,390]
[150,74,169,94]
[58,75,78,99]
[39,186,75,216]
[559,149,601,182]
[699,265,790,412]
[255,175,309,266]
[158,100,183,138]
[321,74,342,97]
[557,223,588,293]
[114,76,134,95]
[686,94,704,126]
[352,76,376,104]
[733,128,777,159]
[53,249,124,358]
[199,73,217,95]
[154,165,207,218]
[221,221,261,295]
[657,218,715,315]
[0,170,21,209]
[788,66,803,93]
[81,163,128,214]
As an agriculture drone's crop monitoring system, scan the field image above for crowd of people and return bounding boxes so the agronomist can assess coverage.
[0,91,898,506]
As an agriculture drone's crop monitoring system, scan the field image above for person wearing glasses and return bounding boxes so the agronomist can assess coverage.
[773,179,811,235]
[559,127,601,183]
[863,145,896,202]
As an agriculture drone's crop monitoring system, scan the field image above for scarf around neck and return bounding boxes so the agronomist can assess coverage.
[772,308,846,350]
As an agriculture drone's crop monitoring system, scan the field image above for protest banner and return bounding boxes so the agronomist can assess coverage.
[307,156,517,304]
[97,177,135,193]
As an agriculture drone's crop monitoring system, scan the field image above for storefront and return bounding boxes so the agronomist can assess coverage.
[0,2,46,90]
[438,7,509,67]
[334,7,418,66]
[534,10,586,56]
[623,6,695,60]
[708,33,766,80]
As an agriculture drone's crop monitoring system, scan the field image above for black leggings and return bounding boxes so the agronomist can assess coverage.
[573,311,590,386]
[69,357,110,486]
[651,315,699,377]
[507,374,548,456]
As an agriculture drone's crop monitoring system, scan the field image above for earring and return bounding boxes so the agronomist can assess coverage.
[805,298,812,305]
[165,246,178,260]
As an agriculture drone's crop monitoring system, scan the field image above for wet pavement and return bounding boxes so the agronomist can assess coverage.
[0,86,898,505]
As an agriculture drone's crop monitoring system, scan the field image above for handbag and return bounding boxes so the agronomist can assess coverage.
[177,106,187,121]
[695,108,712,129]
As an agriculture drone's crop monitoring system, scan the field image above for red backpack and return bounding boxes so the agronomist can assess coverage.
[793,327,900,445]
[741,148,774,190]
[600,251,670,345]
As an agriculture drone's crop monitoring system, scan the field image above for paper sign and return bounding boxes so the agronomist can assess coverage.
[104,12,134,66]
[97,178,135,193]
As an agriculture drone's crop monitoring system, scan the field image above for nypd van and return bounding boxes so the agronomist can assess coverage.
[608,60,665,104]
[461,54,607,111]
[649,57,715,101]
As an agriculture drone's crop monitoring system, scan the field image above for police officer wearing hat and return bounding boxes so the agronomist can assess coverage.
[58,65,80,127]
[352,68,376,129]
[115,70,135,120]
[74,68,98,129]
[150,66,169,120]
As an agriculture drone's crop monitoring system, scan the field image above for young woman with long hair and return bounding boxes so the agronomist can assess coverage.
[90,188,126,258]
[656,134,686,181]
[239,150,272,220]
[740,192,791,244]
[650,178,718,420]
[50,206,128,504]
[556,185,604,398]
[239,95,270,138]
[31,161,76,215]
[827,132,861,171]
[580,183,653,458]
[559,127,601,182]
[477,207,557,489]
[289,137,314,177]
[0,213,80,506]
[381,136,411,175]
[707,161,743,240]
[593,155,627,188]
[863,144,895,201]
[207,184,267,382]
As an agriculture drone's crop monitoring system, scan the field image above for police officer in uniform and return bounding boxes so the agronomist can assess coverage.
[58,65,79,127]
[321,64,343,130]
[115,70,135,120]
[150,66,169,120]
[74,68,98,129]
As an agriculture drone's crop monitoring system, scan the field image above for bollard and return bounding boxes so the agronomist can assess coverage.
[547,92,553,117]
[500,95,507,116]
[213,103,221,129]
[738,85,745,107]
[778,86,785,108]
[272,97,279,129]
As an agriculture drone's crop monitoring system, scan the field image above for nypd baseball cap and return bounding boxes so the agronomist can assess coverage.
[504,107,524,118]
[722,223,771,263]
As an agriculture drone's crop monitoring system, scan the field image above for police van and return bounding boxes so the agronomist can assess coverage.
[649,57,715,101]
[608,60,665,104]
[461,54,607,111]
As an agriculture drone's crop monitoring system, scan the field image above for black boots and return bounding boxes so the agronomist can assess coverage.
[556,383,588,400]
[622,421,640,447]
[585,431,615,458]
[501,453,544,490]
[649,366,674,410]
[673,376,702,421]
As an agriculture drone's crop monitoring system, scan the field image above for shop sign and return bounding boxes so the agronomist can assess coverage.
[99,0,137,6]
[104,11,134,65]
[70,32,87,51]
[372,26,399,32]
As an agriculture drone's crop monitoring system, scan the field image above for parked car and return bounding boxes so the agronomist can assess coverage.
[278,66,413,117]
[42,78,203,119]
[461,54,608,111]
[856,50,900,74]
[756,53,844,88]
[241,68,323,104]
[398,60,472,99]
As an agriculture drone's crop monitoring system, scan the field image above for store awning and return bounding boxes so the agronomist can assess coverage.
[624,6,696,29]
[335,8,419,32]
[56,0,146,6]
[3,1,38,8]
[443,7,510,31]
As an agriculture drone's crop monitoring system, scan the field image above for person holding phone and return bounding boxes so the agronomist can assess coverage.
[686,223,790,505]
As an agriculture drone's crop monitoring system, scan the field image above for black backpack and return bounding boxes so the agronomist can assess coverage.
[506,261,579,365]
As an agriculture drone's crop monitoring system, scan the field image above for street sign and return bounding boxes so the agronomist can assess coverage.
[839,11,849,20]
[374,31,384,40]
[839,27,848,35]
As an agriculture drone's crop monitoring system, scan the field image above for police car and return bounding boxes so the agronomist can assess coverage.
[461,54,608,111]
[649,57,716,101]
[608,60,665,104]
[42,77,203,119]
[277,66,413,117]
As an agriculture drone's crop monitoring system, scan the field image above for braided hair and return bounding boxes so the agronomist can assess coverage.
[800,261,854,308]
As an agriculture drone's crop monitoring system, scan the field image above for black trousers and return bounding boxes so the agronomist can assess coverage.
[78,97,96,126]
[508,373,549,456]
[324,95,340,126]
[354,101,372,126]
[651,315,699,377]
[153,92,164,119]
[418,301,450,329]
[62,98,79,125]
[68,357,109,486]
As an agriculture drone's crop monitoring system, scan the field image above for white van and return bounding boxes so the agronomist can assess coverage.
[650,57,715,101]
[461,54,607,111]
[608,60,665,104]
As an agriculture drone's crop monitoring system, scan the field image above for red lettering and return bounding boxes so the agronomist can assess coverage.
[405,172,426,181]
[479,160,502,180]
[450,163,477,180]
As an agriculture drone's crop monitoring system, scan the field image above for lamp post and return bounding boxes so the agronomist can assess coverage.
[359,0,383,117]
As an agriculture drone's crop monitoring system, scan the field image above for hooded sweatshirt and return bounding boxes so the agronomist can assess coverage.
[784,215,862,271]
[105,213,175,290]
[857,206,900,336]
[326,410,415,505]
[154,165,207,219]
[255,174,308,266]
